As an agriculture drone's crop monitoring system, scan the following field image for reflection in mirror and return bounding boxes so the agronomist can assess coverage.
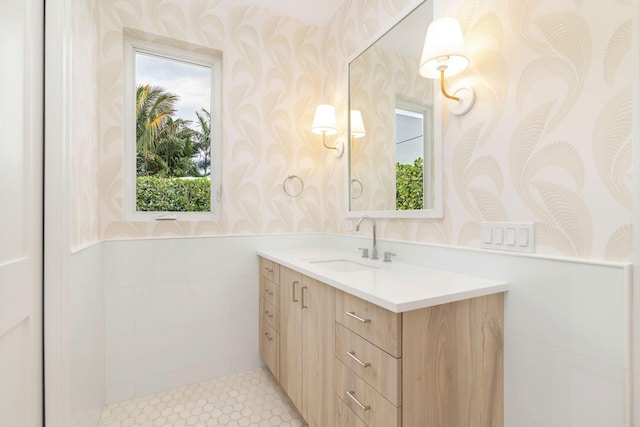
[395,100,432,210]
[348,0,443,218]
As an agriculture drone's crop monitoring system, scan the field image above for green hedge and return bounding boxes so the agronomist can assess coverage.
[136,176,211,212]
[396,158,424,210]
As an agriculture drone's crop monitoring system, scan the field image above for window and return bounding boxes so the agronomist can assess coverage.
[395,99,433,210]
[124,36,222,221]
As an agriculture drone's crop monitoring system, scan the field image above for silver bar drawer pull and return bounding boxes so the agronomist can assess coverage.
[263,332,273,341]
[346,311,371,323]
[346,351,370,368]
[346,391,370,411]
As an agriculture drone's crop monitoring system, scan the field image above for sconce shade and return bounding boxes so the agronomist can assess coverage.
[350,110,366,139]
[312,104,338,135]
[419,17,469,78]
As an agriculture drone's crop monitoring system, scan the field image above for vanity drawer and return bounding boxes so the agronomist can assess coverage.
[260,322,279,380]
[260,257,280,284]
[335,360,400,427]
[262,298,279,332]
[261,276,279,308]
[336,290,401,357]
[335,394,367,427]
[335,323,401,406]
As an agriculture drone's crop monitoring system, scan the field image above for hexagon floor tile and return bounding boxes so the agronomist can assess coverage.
[98,367,307,427]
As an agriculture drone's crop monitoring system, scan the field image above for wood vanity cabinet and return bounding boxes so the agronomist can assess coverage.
[258,257,504,427]
[258,258,280,380]
[335,289,504,427]
[279,265,335,427]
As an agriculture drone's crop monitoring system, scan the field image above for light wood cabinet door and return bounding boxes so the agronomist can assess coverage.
[301,277,335,427]
[279,266,303,410]
[403,293,504,427]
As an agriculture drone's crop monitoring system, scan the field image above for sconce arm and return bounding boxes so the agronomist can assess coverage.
[440,69,461,102]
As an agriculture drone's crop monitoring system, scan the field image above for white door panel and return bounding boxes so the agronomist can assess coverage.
[0,0,44,425]
[0,259,33,337]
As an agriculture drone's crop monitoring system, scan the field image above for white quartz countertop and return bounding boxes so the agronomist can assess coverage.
[257,247,508,313]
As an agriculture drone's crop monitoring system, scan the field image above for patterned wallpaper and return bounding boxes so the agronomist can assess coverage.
[325,0,633,261]
[98,0,328,240]
[87,0,632,261]
[71,0,101,250]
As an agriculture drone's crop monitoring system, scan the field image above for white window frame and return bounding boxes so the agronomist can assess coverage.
[123,37,222,221]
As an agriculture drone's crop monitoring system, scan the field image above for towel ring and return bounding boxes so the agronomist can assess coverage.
[283,175,304,197]
[351,179,363,199]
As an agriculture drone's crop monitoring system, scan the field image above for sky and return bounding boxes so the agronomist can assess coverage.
[136,52,211,126]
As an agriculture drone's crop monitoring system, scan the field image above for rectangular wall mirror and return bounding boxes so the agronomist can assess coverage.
[348,0,443,218]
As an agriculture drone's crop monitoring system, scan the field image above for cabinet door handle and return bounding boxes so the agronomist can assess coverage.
[301,286,308,309]
[263,332,273,341]
[346,311,370,323]
[292,280,299,302]
[346,391,370,411]
[346,351,370,368]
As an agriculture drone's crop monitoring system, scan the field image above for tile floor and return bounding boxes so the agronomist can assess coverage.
[98,367,307,427]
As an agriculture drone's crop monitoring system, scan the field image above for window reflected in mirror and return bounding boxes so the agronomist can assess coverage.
[395,101,432,210]
[348,0,443,218]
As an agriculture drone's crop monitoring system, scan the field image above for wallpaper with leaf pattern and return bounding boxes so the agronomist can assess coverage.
[87,0,632,262]
[97,0,328,241]
[71,0,101,251]
[326,0,632,261]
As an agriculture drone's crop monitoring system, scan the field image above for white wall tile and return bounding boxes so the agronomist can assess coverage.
[134,359,232,398]
[133,284,191,332]
[549,348,625,427]
[230,353,264,373]
[470,252,627,368]
[106,326,186,384]
[184,278,234,325]
[504,332,552,426]
[105,380,136,404]
[69,244,105,427]
[186,319,234,368]
[105,288,134,337]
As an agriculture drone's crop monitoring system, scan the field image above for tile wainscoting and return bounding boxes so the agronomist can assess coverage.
[103,234,323,404]
[101,233,630,426]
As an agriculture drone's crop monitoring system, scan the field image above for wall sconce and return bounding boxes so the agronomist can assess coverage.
[350,110,366,148]
[312,104,344,157]
[419,17,475,115]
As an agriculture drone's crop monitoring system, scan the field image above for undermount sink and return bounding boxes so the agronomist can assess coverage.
[309,259,381,273]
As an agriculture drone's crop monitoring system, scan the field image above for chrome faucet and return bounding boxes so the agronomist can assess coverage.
[356,216,378,260]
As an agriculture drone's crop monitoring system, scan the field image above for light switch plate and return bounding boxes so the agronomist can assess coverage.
[481,222,535,253]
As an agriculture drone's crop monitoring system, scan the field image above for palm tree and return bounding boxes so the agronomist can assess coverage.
[136,84,178,175]
[192,109,211,177]
[154,117,199,177]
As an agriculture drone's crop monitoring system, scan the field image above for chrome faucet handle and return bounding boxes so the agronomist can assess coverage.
[383,252,396,263]
[358,247,369,258]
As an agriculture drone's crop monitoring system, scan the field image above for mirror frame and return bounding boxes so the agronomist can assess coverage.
[345,0,444,219]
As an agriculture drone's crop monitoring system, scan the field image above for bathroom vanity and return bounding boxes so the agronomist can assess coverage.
[257,248,507,427]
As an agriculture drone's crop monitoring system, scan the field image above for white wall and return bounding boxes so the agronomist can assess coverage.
[69,245,105,427]
[103,234,322,403]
